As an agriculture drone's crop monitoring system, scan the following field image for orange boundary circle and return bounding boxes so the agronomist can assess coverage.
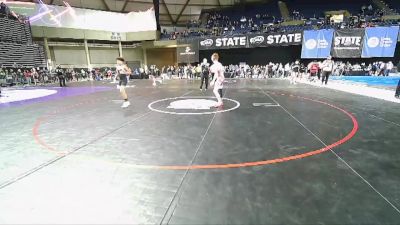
[32,92,359,170]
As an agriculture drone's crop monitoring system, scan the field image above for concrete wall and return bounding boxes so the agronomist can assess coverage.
[123,48,144,65]
[51,46,87,68]
[49,45,144,68]
[89,48,120,67]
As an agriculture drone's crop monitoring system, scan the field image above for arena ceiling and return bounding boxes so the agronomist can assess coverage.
[15,0,266,25]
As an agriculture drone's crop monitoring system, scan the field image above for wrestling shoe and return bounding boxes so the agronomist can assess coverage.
[121,101,130,108]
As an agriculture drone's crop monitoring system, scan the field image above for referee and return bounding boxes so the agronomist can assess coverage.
[56,66,66,87]
[200,58,210,91]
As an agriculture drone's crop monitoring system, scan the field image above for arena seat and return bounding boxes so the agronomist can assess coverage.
[204,2,281,32]
[0,17,32,44]
[0,15,44,68]
[285,0,374,18]
[384,0,400,12]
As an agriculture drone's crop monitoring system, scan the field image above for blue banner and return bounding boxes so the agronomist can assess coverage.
[301,29,334,58]
[362,26,400,58]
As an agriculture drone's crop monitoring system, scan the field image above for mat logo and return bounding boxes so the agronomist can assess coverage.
[167,99,216,110]
[200,39,213,47]
[250,36,264,44]
[367,37,393,48]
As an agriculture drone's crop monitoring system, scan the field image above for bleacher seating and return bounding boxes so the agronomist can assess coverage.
[160,0,399,40]
[0,17,32,44]
[34,45,46,67]
[0,42,34,67]
[384,0,400,12]
[204,2,281,34]
[286,0,374,18]
[0,15,45,68]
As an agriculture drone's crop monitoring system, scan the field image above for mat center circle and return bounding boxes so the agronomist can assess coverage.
[148,96,240,115]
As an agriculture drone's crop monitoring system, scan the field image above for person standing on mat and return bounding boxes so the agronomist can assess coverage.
[210,53,225,107]
[395,78,400,99]
[56,66,66,87]
[200,58,210,91]
[321,56,334,85]
[290,60,300,84]
[116,57,131,108]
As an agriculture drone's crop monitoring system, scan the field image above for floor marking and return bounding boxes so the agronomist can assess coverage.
[159,93,222,224]
[1,90,195,190]
[311,94,400,129]
[148,96,240,115]
[261,90,400,215]
[106,137,141,141]
[369,114,400,128]
[253,103,280,107]
[0,111,152,190]
[31,88,358,171]
[162,111,218,225]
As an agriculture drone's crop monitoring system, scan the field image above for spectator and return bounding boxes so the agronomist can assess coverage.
[0,2,9,16]
[321,56,334,85]
[385,61,394,76]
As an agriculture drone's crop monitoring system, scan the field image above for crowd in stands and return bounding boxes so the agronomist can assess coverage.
[0,65,95,87]
[219,60,398,79]
[128,60,399,81]
[1,59,398,88]
[0,1,28,23]
[161,1,400,40]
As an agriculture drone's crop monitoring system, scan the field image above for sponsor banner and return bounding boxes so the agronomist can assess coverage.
[331,28,365,58]
[177,39,199,63]
[301,29,334,58]
[248,32,302,48]
[198,32,302,50]
[362,26,399,58]
[199,36,248,50]
[398,29,400,42]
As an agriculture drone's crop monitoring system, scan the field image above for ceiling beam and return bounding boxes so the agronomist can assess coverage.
[159,13,200,16]
[161,0,175,25]
[117,0,220,7]
[100,0,110,11]
[121,0,129,12]
[217,0,222,8]
[175,0,190,24]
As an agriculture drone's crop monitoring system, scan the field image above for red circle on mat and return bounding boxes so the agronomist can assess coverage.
[32,93,359,170]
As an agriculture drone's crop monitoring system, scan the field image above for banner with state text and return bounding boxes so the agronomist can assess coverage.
[248,32,302,48]
[199,35,249,50]
[331,28,365,58]
[198,32,302,50]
